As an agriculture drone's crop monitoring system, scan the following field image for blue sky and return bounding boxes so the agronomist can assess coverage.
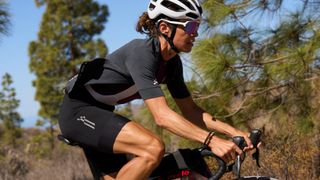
[0,0,149,127]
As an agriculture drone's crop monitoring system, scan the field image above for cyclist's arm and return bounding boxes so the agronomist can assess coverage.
[145,96,243,161]
[174,96,250,140]
[145,96,209,143]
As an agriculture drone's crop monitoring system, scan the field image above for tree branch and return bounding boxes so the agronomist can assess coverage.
[258,55,292,64]
[216,96,248,118]
[246,83,289,96]
[193,91,220,100]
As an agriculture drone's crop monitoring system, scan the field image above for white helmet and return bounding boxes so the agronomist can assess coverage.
[147,0,202,21]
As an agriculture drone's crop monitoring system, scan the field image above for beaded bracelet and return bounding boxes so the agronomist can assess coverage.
[203,131,215,146]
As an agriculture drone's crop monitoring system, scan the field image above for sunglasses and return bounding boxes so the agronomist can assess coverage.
[158,19,200,35]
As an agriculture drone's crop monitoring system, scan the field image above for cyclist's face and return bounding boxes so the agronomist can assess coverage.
[159,20,198,53]
[173,24,198,52]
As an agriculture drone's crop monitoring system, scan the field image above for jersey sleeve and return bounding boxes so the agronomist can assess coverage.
[125,46,164,100]
[167,57,191,99]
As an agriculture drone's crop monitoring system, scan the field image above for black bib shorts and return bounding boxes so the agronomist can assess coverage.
[58,87,130,175]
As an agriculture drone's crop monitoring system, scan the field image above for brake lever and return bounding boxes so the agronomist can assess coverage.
[229,129,262,178]
[249,129,262,167]
[231,136,246,179]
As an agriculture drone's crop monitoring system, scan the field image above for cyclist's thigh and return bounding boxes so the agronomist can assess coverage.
[59,94,130,153]
[113,121,164,156]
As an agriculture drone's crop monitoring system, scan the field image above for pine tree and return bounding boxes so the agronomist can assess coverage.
[0,73,23,146]
[192,0,320,129]
[0,0,10,37]
[191,0,320,177]
[29,0,109,149]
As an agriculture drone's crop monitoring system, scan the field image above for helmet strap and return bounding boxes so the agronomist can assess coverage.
[161,26,180,54]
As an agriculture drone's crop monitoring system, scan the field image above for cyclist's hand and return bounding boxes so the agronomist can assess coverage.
[231,131,256,152]
[243,133,254,152]
[209,136,243,164]
[239,131,262,152]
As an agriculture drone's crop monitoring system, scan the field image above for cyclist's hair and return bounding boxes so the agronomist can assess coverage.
[136,13,179,38]
[136,12,160,38]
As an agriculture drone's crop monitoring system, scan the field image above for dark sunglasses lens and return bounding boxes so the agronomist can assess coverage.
[185,21,199,35]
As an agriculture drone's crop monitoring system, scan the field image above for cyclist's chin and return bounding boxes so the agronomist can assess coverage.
[179,46,193,53]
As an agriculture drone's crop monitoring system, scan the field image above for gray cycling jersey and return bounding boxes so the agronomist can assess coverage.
[67,38,190,106]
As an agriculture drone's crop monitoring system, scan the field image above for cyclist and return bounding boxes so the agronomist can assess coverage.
[59,0,256,179]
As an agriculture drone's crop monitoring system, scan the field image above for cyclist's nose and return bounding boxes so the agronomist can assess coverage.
[190,31,198,37]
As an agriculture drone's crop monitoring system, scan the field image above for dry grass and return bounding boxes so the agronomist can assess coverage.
[0,143,92,180]
[0,126,319,180]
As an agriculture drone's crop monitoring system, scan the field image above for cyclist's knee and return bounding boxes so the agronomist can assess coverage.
[142,137,165,166]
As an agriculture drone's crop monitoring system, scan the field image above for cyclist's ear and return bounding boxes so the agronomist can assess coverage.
[158,22,171,36]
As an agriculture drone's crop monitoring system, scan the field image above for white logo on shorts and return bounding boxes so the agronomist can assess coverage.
[77,116,95,129]
[153,79,159,85]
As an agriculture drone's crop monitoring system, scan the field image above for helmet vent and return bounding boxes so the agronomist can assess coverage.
[180,0,195,11]
[188,0,203,15]
[149,4,156,10]
[186,12,198,19]
[161,1,185,12]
